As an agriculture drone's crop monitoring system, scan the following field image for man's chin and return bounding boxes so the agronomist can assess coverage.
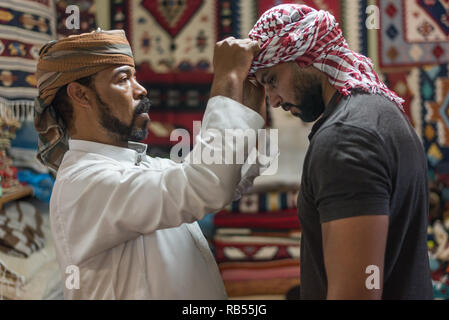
[128,126,149,142]
[292,104,324,122]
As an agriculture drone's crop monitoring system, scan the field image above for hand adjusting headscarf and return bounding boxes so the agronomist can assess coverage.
[34,29,135,171]
[248,4,404,110]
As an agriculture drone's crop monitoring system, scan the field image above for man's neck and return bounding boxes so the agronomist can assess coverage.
[71,131,128,148]
[322,76,337,108]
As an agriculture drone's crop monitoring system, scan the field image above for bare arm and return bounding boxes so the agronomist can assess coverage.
[322,215,389,300]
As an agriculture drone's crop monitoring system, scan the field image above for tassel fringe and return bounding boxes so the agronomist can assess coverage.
[0,97,35,123]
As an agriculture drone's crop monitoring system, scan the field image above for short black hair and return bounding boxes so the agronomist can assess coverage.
[52,75,94,131]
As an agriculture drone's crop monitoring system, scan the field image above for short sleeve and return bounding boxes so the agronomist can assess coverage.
[309,124,392,223]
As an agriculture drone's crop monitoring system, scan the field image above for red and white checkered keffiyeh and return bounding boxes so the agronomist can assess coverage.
[248,4,404,110]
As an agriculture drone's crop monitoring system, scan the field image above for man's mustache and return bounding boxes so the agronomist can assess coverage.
[265,97,300,112]
[134,96,151,115]
[281,102,299,111]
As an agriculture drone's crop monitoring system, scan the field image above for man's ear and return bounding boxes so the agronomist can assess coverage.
[66,82,92,108]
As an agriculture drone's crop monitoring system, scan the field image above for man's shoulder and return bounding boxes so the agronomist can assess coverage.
[311,120,382,151]
[341,89,398,110]
[342,92,405,128]
[56,150,122,182]
[315,92,407,145]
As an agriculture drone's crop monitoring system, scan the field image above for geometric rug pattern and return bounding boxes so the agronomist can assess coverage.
[110,0,369,155]
[0,0,57,121]
[110,0,246,155]
[408,64,449,174]
[378,0,449,69]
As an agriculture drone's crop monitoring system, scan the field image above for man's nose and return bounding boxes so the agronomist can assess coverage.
[266,90,282,108]
[133,79,148,99]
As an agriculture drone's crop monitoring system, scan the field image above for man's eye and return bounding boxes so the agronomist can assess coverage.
[268,77,276,86]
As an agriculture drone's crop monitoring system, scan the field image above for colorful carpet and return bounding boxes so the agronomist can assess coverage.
[223,277,300,298]
[383,70,415,120]
[385,64,449,180]
[214,208,301,230]
[385,64,449,175]
[379,58,449,178]
[378,0,449,69]
[214,234,300,262]
[428,219,449,300]
[110,0,367,154]
[220,264,299,281]
[110,0,247,153]
[223,190,298,213]
[0,0,56,122]
[406,64,449,175]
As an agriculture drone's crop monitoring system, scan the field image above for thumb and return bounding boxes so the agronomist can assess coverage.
[249,40,261,56]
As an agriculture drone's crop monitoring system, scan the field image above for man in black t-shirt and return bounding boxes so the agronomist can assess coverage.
[246,4,433,299]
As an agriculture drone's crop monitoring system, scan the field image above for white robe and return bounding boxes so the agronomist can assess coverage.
[49,96,265,299]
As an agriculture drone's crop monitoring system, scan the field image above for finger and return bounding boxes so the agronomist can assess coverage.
[235,39,254,48]
[238,38,253,44]
[248,78,259,87]
[244,77,261,91]
[249,40,261,55]
[216,36,235,46]
[246,75,258,85]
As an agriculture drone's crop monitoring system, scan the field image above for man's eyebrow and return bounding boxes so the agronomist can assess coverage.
[260,71,269,84]
[113,66,134,78]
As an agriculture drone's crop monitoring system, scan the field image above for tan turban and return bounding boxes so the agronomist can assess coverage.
[34,29,135,171]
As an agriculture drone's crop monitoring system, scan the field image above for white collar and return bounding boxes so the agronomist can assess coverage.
[69,140,148,166]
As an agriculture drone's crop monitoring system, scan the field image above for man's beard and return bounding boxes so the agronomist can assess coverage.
[282,70,325,123]
[94,92,151,143]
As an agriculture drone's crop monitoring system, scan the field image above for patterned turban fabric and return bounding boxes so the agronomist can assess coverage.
[34,29,135,171]
[248,4,404,109]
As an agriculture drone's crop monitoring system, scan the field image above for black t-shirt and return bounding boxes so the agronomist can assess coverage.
[298,90,433,300]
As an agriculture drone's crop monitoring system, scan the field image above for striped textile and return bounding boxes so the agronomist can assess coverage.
[0,201,44,258]
[248,4,404,110]
[215,227,301,239]
[218,258,299,271]
[214,208,300,229]
[214,234,300,263]
[224,277,300,297]
[0,0,57,122]
[221,264,299,281]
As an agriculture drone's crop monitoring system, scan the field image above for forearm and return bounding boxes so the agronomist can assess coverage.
[184,96,265,210]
